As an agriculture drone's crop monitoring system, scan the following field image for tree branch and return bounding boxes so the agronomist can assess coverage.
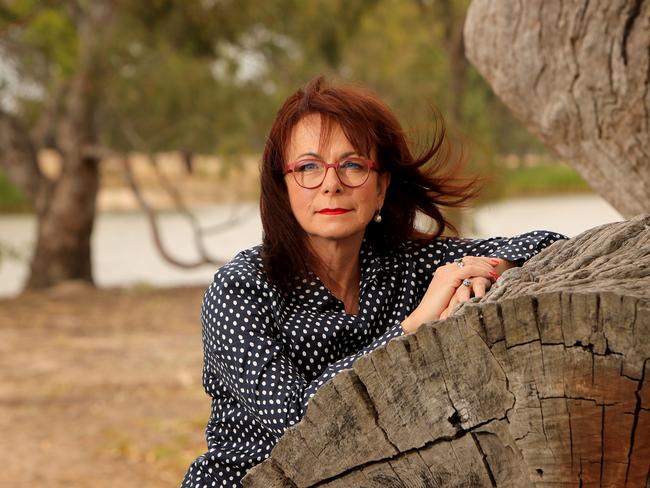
[0,108,52,214]
[31,79,69,151]
[119,154,226,269]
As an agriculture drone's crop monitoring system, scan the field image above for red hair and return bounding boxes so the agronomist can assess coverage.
[260,76,483,290]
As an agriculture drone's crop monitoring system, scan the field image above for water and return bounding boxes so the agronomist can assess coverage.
[0,194,623,298]
[0,204,262,297]
[468,194,624,239]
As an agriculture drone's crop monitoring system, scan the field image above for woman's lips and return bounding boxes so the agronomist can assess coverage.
[318,208,351,215]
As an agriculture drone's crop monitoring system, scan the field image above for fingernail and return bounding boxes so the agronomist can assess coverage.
[490,258,500,265]
[490,271,499,279]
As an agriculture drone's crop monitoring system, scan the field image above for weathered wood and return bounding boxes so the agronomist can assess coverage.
[464,0,650,218]
[243,216,650,487]
[269,371,398,486]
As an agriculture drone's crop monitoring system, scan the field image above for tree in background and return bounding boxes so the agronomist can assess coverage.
[0,0,545,291]
[0,0,290,289]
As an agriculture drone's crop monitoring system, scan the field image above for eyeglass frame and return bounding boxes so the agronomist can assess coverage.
[283,156,380,189]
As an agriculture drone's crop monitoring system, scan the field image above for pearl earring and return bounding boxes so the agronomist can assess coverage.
[373,211,382,223]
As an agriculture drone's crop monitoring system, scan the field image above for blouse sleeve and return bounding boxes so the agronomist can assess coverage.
[441,230,569,265]
[407,230,568,282]
[201,261,404,438]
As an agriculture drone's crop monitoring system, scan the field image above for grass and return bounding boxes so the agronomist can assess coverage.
[480,162,592,202]
[99,415,207,472]
[0,168,30,212]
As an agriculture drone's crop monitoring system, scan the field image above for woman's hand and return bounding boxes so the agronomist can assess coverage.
[439,276,493,320]
[437,258,519,319]
[401,256,500,334]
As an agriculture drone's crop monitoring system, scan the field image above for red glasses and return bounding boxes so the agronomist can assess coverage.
[284,156,378,189]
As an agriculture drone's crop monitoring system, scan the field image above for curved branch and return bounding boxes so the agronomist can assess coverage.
[146,152,223,265]
[118,123,256,269]
[119,154,226,269]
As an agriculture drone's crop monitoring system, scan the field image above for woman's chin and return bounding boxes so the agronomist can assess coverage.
[307,226,366,245]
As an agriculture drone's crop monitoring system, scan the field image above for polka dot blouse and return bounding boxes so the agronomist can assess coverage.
[180,230,567,487]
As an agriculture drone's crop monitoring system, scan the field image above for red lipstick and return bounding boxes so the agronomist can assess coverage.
[318,208,351,215]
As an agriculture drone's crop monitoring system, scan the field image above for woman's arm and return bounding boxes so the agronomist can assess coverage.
[443,230,568,266]
[201,260,407,437]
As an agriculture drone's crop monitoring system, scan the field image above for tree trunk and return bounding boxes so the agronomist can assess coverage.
[24,9,103,289]
[463,0,650,218]
[242,215,650,487]
[26,157,99,289]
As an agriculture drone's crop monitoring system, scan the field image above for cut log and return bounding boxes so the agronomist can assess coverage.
[242,215,650,487]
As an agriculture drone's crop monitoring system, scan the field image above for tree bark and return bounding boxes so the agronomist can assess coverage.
[242,215,650,487]
[25,158,99,289]
[463,0,650,218]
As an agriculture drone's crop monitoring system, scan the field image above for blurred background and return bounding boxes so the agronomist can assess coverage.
[0,1,623,487]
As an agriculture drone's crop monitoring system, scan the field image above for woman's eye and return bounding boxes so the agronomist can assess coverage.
[295,161,321,172]
[340,159,365,170]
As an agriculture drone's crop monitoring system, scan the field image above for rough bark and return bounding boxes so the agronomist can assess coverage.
[242,215,650,487]
[464,0,650,218]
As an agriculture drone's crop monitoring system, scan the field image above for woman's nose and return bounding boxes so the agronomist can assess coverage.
[320,167,343,193]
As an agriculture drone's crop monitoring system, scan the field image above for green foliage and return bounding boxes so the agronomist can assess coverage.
[0,168,29,212]
[22,7,78,76]
[0,0,569,192]
[480,162,592,202]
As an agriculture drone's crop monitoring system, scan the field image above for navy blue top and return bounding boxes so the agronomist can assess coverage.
[181,231,567,487]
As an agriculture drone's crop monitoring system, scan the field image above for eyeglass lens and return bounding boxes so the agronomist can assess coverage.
[293,158,370,188]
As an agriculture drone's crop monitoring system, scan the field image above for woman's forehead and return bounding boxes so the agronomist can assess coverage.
[287,113,370,158]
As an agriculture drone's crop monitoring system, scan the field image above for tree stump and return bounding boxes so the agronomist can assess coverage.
[242,215,650,487]
[463,0,650,218]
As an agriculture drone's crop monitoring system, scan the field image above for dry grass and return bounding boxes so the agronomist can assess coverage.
[0,284,211,488]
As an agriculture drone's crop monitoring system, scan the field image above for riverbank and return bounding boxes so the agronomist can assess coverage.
[0,285,208,488]
[0,151,591,213]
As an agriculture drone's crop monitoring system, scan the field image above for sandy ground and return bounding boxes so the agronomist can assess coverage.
[0,284,211,488]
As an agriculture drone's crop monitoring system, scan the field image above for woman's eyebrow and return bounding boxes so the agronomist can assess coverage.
[296,150,360,159]
[296,151,322,159]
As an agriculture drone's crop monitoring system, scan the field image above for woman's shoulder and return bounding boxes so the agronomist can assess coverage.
[211,244,270,289]
[397,236,448,257]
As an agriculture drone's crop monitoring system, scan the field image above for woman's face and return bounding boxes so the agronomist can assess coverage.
[284,114,390,249]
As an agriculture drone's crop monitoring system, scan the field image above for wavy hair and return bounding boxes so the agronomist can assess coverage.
[260,76,484,290]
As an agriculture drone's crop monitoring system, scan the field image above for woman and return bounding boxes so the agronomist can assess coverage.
[181,77,567,487]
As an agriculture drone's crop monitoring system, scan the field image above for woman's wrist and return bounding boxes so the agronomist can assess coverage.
[401,309,428,334]
[492,258,518,276]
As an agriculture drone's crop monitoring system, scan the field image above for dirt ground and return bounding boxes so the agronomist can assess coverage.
[0,284,212,488]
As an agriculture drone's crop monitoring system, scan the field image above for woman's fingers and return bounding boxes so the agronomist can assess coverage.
[455,256,500,273]
[447,276,491,318]
[447,294,459,312]
[410,257,503,329]
[455,264,499,285]
[455,281,472,302]
[472,277,490,298]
